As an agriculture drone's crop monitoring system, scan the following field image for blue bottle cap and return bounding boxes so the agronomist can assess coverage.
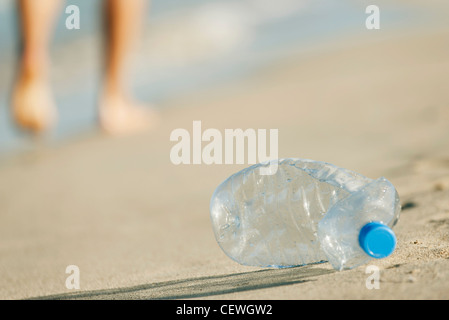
[359,222,396,259]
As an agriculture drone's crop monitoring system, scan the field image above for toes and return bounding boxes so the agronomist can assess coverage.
[12,82,57,134]
[99,103,159,136]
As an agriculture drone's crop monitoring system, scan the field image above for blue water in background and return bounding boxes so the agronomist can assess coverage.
[0,0,419,154]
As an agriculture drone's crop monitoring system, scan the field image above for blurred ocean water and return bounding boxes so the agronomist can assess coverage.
[0,0,418,154]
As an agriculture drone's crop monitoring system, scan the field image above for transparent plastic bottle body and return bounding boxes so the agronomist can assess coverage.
[209,158,401,271]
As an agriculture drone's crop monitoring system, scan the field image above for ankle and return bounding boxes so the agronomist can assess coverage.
[19,52,50,82]
[101,85,132,107]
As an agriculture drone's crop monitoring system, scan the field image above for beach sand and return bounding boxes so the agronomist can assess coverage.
[1,13,449,299]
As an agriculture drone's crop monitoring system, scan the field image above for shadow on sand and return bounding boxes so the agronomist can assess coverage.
[29,265,334,300]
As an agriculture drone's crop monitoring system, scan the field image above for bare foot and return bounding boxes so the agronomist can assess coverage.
[12,74,57,134]
[99,94,158,136]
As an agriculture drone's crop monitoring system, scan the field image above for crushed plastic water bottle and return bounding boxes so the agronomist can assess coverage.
[209,158,401,271]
